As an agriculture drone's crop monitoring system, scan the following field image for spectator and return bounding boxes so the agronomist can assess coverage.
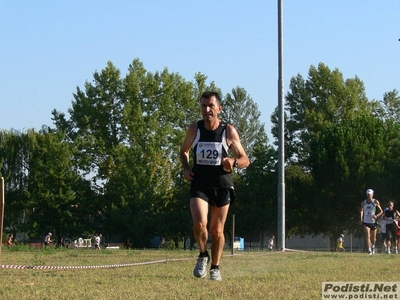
[268,236,275,251]
[7,234,13,246]
[44,232,52,246]
[94,233,102,250]
[336,234,345,252]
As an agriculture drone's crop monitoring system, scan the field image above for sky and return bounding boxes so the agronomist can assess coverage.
[1,1,399,140]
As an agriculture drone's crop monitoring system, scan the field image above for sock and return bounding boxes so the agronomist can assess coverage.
[199,250,209,258]
[211,264,219,270]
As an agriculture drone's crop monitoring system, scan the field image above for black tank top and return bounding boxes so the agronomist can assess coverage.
[191,120,234,189]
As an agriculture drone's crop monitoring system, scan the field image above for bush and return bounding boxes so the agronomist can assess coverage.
[6,244,35,252]
[160,240,184,250]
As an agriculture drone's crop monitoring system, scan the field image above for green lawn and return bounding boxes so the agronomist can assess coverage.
[0,248,399,299]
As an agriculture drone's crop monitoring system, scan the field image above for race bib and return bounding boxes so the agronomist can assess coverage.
[196,142,222,166]
[364,205,375,223]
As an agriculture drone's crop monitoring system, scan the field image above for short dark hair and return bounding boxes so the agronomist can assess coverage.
[200,91,221,105]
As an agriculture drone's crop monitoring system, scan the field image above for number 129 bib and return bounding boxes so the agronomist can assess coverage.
[196,142,222,166]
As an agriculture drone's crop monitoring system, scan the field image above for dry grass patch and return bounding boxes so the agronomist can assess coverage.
[0,248,399,299]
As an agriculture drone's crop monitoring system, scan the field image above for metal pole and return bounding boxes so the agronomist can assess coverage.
[0,177,4,262]
[277,0,286,251]
[350,233,353,253]
[231,214,235,256]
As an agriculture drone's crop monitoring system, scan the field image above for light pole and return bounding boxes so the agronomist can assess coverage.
[277,0,285,251]
[0,178,4,262]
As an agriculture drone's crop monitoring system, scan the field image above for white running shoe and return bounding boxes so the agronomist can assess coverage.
[210,268,222,281]
[193,254,210,278]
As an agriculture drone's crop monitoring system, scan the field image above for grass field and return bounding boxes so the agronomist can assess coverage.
[0,247,399,299]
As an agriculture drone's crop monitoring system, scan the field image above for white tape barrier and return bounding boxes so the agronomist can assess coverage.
[1,258,194,270]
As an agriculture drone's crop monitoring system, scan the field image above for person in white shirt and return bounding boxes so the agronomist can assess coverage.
[360,189,383,254]
[44,232,52,246]
[94,233,102,250]
[336,234,345,252]
[268,236,275,251]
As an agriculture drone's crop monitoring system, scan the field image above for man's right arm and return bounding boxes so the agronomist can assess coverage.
[360,201,364,223]
[180,123,197,181]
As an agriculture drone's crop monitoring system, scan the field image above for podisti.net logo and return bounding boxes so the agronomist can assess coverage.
[322,282,400,299]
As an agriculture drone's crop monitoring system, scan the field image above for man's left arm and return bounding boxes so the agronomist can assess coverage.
[375,201,383,219]
[222,124,250,171]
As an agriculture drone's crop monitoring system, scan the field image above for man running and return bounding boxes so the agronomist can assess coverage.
[383,201,400,254]
[360,189,383,254]
[180,91,250,281]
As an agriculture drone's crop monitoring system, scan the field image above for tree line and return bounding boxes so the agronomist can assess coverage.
[1,60,399,248]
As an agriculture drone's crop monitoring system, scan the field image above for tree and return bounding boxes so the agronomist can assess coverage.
[269,63,377,240]
[222,87,264,157]
[0,59,271,246]
[271,63,371,166]
[218,87,276,246]
[0,129,29,236]
[283,164,316,238]
[375,89,400,122]
[51,58,220,244]
[24,127,83,238]
[309,115,400,242]
[233,127,277,247]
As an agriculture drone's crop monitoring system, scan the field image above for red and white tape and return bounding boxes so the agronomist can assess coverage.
[1,258,193,270]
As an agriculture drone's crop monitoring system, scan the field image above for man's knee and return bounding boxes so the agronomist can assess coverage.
[210,224,225,238]
[193,221,208,231]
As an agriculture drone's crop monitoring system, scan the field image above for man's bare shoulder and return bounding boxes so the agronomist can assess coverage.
[186,121,199,135]
[188,121,198,129]
[226,123,239,138]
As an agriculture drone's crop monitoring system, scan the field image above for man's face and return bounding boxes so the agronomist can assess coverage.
[367,193,373,200]
[201,96,222,122]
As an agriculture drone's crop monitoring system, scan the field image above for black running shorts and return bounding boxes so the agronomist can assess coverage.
[363,222,378,230]
[190,187,235,208]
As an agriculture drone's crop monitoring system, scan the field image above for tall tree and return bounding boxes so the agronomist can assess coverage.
[0,129,29,235]
[233,126,277,247]
[271,63,371,166]
[51,58,219,244]
[24,127,82,238]
[309,115,400,240]
[284,165,315,237]
[375,89,400,122]
[269,63,377,240]
[219,87,275,245]
[222,87,264,157]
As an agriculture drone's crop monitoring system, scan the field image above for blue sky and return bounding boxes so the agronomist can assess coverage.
[1,1,399,139]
